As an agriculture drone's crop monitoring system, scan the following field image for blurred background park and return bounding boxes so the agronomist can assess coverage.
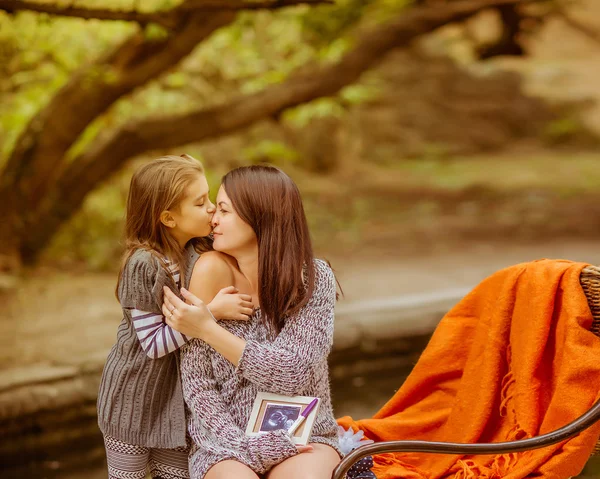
[1,0,600,477]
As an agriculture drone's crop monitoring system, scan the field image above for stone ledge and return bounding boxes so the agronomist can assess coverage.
[333,288,467,350]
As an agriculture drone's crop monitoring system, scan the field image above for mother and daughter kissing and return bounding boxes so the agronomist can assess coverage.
[97,155,368,479]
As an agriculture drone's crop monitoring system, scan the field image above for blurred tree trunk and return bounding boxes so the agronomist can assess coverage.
[477,5,524,58]
[0,0,528,269]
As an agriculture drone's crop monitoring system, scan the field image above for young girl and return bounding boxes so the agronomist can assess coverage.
[162,165,342,479]
[97,155,253,479]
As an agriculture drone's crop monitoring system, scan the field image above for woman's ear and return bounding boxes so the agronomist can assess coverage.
[160,210,176,228]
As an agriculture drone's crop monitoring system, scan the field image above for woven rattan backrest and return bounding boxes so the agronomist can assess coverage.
[580,265,600,455]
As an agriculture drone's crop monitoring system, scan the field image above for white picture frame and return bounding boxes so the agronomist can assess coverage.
[245,392,321,446]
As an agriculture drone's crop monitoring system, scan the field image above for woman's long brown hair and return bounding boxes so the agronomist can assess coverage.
[222,165,315,335]
[115,155,212,299]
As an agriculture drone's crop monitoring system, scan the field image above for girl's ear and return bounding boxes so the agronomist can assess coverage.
[160,210,176,228]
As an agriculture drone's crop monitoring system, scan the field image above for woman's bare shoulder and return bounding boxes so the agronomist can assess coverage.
[190,251,235,296]
[193,251,233,276]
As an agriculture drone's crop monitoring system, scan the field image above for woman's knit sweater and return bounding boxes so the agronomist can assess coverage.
[180,259,340,478]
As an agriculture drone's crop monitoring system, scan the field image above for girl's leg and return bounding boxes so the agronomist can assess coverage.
[205,460,260,479]
[266,443,340,479]
[104,434,150,479]
[149,445,190,479]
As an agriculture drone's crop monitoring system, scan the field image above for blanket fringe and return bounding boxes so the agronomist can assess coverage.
[452,346,529,478]
[500,345,516,418]
[372,453,429,478]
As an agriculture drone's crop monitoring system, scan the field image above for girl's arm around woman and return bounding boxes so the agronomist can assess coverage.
[167,259,337,396]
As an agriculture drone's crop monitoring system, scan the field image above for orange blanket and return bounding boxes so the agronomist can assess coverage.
[337,260,600,479]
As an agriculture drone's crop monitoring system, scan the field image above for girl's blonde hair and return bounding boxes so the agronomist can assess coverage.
[116,154,212,298]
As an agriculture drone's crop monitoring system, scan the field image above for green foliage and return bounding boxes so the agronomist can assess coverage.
[543,116,584,144]
[144,22,169,41]
[318,37,352,61]
[299,0,411,43]
[283,97,345,127]
[241,140,300,165]
[282,81,380,128]
[0,9,134,162]
[66,121,105,162]
[42,152,227,268]
[43,168,129,270]
[1,0,407,164]
[367,0,414,23]
[164,71,187,89]
[0,0,415,268]
[299,0,375,43]
[339,83,379,105]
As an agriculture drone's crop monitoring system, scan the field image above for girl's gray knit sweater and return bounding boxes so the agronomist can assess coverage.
[181,259,341,479]
[97,244,199,448]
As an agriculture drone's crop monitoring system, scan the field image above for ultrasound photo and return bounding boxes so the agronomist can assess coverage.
[259,404,302,432]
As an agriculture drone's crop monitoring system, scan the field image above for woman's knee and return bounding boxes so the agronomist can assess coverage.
[267,443,340,479]
[205,460,260,479]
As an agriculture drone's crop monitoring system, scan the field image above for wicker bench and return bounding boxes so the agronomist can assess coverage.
[332,266,600,479]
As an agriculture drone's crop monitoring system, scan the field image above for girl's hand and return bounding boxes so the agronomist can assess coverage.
[162,286,215,338]
[207,286,254,321]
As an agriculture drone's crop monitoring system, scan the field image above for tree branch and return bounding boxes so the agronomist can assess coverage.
[0,0,176,27]
[0,10,236,264]
[22,0,533,261]
[93,0,534,149]
[477,4,525,59]
[180,0,334,10]
[0,0,333,28]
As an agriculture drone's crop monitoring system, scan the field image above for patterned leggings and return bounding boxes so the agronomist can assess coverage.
[104,434,190,479]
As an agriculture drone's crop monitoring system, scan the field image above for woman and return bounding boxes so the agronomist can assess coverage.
[162,165,341,479]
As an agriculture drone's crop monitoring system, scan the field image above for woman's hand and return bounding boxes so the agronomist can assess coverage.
[208,286,254,321]
[162,286,215,339]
